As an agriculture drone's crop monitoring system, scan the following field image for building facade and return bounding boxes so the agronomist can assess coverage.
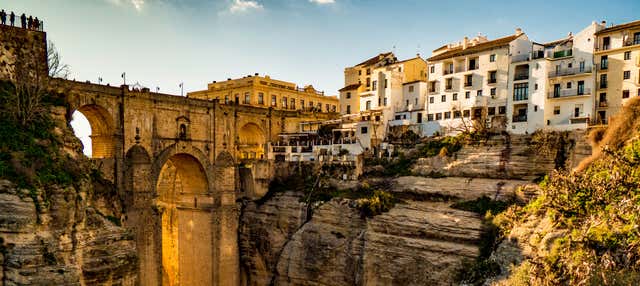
[594,20,640,125]
[188,74,340,114]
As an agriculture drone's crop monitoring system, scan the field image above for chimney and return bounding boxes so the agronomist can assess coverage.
[255,73,259,76]
[515,28,523,36]
[568,32,573,37]
[462,36,469,49]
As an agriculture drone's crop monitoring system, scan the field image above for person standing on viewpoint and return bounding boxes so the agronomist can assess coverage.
[0,10,6,25]
[10,12,15,26]
[20,13,26,28]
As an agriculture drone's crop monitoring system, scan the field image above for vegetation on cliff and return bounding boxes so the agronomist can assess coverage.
[487,97,640,285]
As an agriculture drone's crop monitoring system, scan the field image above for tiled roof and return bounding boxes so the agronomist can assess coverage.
[595,20,640,35]
[338,83,361,92]
[355,52,394,67]
[427,34,521,62]
[542,36,572,47]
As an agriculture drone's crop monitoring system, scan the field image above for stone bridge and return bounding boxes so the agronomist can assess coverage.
[0,24,337,285]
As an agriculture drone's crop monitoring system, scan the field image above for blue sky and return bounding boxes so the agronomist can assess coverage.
[3,0,639,97]
[3,0,638,156]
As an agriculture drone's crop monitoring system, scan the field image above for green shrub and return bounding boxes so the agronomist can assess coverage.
[357,190,394,217]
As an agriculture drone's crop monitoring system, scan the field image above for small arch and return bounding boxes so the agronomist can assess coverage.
[71,104,115,158]
[237,123,265,160]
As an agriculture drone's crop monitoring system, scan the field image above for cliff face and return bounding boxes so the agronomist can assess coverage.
[239,132,590,286]
[0,106,138,285]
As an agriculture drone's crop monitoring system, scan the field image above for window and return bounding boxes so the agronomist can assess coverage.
[567,82,572,89]
[366,68,371,75]
[513,83,529,101]
[577,81,585,95]
[372,80,377,91]
[600,74,608,88]
[415,98,418,105]
[360,127,368,134]
[417,113,423,123]
[258,92,264,104]
[624,51,631,60]
[430,65,435,73]
[535,83,538,90]
[383,97,388,106]
[454,111,461,118]
[444,111,451,119]
[488,107,496,115]
[452,93,458,101]
[534,105,538,112]
[477,90,483,96]
[638,88,640,97]
[384,79,388,88]
[446,78,453,90]
[465,74,473,86]
[408,85,414,92]
[441,95,446,102]
[395,115,402,120]
[579,61,585,72]
[491,88,496,96]
[366,77,371,87]
[332,105,336,112]
[553,106,560,115]
[465,91,470,99]
[489,54,496,62]
[243,92,251,104]
[600,55,608,69]
[346,105,351,114]
[623,90,630,99]
[234,93,240,104]
[326,104,330,112]
[624,70,631,80]
[429,97,434,104]
[488,71,497,84]
[301,100,305,108]
[225,95,230,104]
[498,106,506,114]
[427,114,434,121]
[406,99,409,107]
[291,99,296,109]
[358,70,362,75]
[282,97,288,108]
[635,32,640,45]
[398,67,402,72]
[366,100,371,110]
[346,92,351,99]
[602,36,610,50]
[309,101,313,108]
[271,95,277,107]
[463,110,470,117]
[436,113,442,120]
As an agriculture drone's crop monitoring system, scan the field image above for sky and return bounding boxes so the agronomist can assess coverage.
[3,0,640,155]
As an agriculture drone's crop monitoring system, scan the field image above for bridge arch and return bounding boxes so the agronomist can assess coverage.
[153,145,214,286]
[72,104,116,158]
[237,123,265,160]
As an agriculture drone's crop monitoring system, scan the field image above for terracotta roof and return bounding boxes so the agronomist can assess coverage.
[396,56,426,64]
[355,52,394,67]
[403,80,426,85]
[427,34,521,62]
[542,36,572,47]
[338,83,361,92]
[595,20,640,35]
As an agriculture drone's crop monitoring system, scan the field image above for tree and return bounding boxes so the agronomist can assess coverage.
[47,40,70,79]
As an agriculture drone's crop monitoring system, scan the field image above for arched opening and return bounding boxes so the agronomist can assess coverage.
[70,104,115,158]
[156,153,212,286]
[237,123,265,160]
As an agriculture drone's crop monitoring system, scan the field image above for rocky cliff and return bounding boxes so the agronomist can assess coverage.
[0,102,138,285]
[239,132,591,286]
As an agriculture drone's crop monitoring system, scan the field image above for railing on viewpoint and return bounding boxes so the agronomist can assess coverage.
[0,10,44,31]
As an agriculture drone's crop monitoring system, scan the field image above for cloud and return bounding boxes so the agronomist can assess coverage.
[229,0,263,13]
[105,0,145,11]
[309,0,335,4]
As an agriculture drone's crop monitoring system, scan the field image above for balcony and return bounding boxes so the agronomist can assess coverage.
[487,78,497,84]
[455,66,465,73]
[513,73,529,81]
[547,88,591,99]
[511,54,530,63]
[428,87,439,94]
[623,39,640,47]
[548,66,592,78]
[551,49,573,59]
[597,63,608,71]
[597,100,608,108]
[445,85,454,91]
[512,114,527,123]
[443,69,454,75]
[467,64,479,71]
[464,81,473,87]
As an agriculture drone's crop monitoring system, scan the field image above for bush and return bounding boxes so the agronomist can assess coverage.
[357,190,394,217]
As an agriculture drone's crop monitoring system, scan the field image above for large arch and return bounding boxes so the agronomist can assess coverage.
[154,148,213,286]
[237,123,266,160]
[74,104,116,158]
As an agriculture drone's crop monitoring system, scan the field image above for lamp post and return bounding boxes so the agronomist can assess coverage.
[179,82,184,97]
[121,72,126,85]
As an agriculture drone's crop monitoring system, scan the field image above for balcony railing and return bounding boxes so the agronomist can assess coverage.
[428,87,439,94]
[597,100,608,108]
[511,54,530,63]
[548,66,592,78]
[443,69,454,75]
[514,73,529,81]
[512,114,528,123]
[547,88,591,98]
[599,81,608,89]
[597,63,608,71]
[467,64,479,71]
[455,66,465,73]
[487,78,497,84]
[623,39,640,47]
[464,81,473,87]
[445,85,453,91]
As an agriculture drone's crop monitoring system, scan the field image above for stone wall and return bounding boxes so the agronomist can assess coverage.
[0,24,47,82]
